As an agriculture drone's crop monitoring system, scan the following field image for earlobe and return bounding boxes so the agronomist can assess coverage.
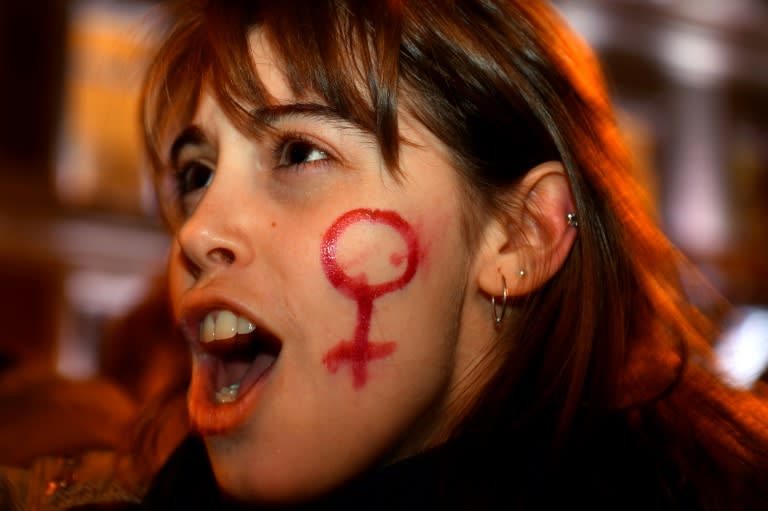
[477,161,578,299]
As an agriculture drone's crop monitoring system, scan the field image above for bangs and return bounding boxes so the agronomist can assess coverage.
[141,0,403,178]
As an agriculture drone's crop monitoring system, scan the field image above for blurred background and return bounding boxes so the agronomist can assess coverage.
[0,0,765,412]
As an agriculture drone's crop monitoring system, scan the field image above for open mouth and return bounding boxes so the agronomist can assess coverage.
[197,310,282,405]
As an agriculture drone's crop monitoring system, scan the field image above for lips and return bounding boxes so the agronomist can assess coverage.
[185,308,282,435]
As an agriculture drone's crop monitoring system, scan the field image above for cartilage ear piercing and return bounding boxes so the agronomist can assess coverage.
[491,274,508,326]
[566,212,578,228]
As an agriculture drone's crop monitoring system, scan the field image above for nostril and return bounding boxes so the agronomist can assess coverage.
[177,222,242,275]
[208,247,235,265]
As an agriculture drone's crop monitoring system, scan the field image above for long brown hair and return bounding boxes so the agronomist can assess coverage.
[141,0,768,504]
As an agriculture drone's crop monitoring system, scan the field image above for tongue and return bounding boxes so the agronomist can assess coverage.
[217,352,276,399]
[240,352,277,390]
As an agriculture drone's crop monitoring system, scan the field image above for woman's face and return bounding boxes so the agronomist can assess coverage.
[163,32,495,503]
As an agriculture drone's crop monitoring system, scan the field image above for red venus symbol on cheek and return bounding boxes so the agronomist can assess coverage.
[321,208,419,389]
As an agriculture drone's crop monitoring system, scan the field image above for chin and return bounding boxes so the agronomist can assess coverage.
[205,435,360,505]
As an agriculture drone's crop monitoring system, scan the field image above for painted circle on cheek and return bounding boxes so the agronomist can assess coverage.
[320,208,420,388]
[321,208,419,299]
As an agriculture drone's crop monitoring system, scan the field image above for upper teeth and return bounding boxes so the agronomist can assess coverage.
[201,310,255,343]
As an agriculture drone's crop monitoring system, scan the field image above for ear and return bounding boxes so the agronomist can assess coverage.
[476,161,578,298]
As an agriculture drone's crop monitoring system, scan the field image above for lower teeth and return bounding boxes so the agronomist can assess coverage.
[215,383,240,404]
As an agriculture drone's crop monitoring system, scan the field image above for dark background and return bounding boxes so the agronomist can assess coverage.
[0,0,766,385]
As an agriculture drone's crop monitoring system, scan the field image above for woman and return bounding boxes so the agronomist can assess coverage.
[134,0,768,508]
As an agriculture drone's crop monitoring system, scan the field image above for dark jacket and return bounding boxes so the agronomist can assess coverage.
[137,428,703,510]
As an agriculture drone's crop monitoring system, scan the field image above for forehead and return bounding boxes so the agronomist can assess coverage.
[190,32,293,128]
[247,31,296,105]
[184,30,345,151]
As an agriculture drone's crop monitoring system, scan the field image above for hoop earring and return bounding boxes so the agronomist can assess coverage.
[566,212,578,228]
[491,274,508,326]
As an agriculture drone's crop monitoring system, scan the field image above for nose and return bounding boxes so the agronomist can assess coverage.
[175,186,253,279]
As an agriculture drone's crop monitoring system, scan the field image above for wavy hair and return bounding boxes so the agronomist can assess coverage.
[141,0,768,504]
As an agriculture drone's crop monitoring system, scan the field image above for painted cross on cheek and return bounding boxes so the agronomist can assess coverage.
[321,208,419,388]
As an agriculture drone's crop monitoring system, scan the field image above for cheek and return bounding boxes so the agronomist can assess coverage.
[319,208,422,388]
[166,243,191,319]
[321,208,420,296]
[331,222,412,286]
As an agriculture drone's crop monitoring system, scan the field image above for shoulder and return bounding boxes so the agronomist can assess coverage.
[564,388,768,510]
[0,451,140,511]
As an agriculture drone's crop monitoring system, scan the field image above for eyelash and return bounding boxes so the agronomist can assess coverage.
[163,160,212,224]
[271,131,333,174]
[163,131,334,223]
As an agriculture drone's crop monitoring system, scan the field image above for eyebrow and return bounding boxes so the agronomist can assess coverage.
[168,102,366,165]
[251,102,357,128]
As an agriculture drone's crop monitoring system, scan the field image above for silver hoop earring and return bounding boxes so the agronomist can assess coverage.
[491,274,508,326]
[566,212,578,228]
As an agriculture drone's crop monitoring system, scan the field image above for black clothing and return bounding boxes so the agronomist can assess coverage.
[135,427,705,510]
[140,436,507,510]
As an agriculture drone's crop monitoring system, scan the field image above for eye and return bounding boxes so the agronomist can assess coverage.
[177,161,214,196]
[173,160,214,217]
[276,138,329,169]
